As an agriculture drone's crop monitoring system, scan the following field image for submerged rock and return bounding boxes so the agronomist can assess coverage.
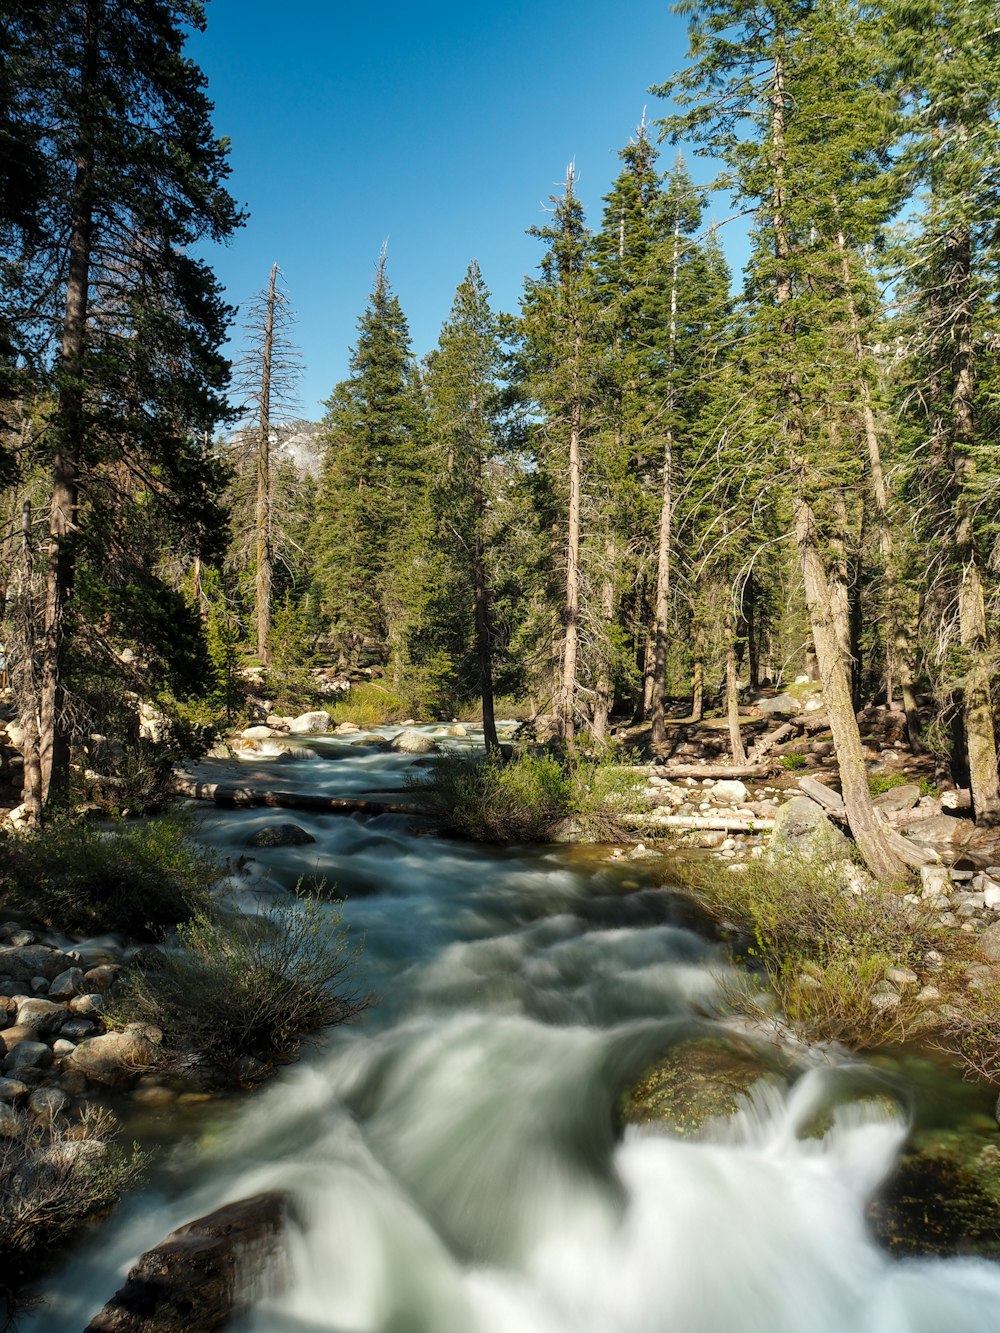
[246,823,316,849]
[620,1037,776,1135]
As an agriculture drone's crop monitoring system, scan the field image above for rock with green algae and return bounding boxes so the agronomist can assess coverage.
[619,1037,779,1136]
[869,1126,1000,1259]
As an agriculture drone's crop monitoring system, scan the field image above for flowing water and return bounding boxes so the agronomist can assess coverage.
[26,730,1000,1331]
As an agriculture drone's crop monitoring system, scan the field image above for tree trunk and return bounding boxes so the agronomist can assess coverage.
[650,219,681,746]
[793,488,903,878]
[559,394,581,751]
[691,614,705,722]
[255,262,277,664]
[591,558,616,743]
[473,457,499,754]
[18,502,42,826]
[724,602,746,765]
[770,45,903,879]
[836,229,922,750]
[40,1,99,809]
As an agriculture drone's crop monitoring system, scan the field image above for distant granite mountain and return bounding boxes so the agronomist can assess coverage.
[273,421,323,477]
[222,420,323,478]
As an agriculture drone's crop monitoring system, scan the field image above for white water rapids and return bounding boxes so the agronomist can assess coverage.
[27,730,1000,1330]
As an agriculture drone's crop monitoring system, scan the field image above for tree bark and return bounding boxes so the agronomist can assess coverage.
[255,262,277,664]
[792,488,903,878]
[473,453,499,754]
[18,502,42,826]
[836,229,921,749]
[725,602,746,764]
[591,554,616,743]
[559,394,582,752]
[650,218,681,746]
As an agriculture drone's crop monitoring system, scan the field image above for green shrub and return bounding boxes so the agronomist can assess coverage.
[0,814,219,938]
[779,752,808,770]
[868,772,909,795]
[111,893,369,1079]
[325,681,412,726]
[415,750,574,842]
[0,1107,145,1321]
[681,855,943,1046]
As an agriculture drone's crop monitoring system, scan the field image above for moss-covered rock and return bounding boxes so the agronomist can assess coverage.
[620,1037,774,1136]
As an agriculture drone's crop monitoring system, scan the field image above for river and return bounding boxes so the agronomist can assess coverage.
[25,728,1000,1330]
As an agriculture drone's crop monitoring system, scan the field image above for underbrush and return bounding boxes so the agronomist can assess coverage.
[0,814,219,938]
[0,1107,145,1323]
[680,855,946,1047]
[110,892,369,1082]
[325,681,412,727]
[414,749,645,843]
[415,750,573,841]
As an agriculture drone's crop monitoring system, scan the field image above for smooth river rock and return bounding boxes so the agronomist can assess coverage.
[391,728,438,755]
[247,823,316,849]
[85,1192,293,1332]
[68,1024,162,1086]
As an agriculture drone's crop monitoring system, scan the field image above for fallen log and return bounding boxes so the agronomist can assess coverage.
[650,763,777,780]
[619,813,775,833]
[796,775,847,817]
[169,776,420,817]
[747,714,830,762]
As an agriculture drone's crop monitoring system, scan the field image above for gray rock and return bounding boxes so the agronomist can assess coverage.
[873,783,922,815]
[4,1039,54,1074]
[60,1017,97,1041]
[713,779,749,804]
[48,966,86,998]
[978,922,1000,963]
[390,728,438,755]
[247,823,316,849]
[6,929,36,947]
[754,693,800,716]
[52,1038,77,1057]
[288,710,331,736]
[771,796,850,862]
[69,992,104,1016]
[15,996,67,1036]
[30,975,50,993]
[0,944,70,981]
[29,1085,69,1124]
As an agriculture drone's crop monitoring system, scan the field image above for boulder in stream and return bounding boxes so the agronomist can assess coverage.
[391,728,438,755]
[246,823,316,849]
[620,1037,777,1135]
[85,1192,293,1332]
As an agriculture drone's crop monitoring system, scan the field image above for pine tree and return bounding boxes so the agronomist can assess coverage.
[2,0,242,813]
[424,261,512,749]
[888,0,1000,821]
[311,253,428,674]
[520,165,598,749]
[229,262,301,663]
[658,0,906,876]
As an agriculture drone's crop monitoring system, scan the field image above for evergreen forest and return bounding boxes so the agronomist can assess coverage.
[3,0,1000,885]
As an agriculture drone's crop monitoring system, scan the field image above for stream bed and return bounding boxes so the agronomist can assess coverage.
[25,729,1000,1331]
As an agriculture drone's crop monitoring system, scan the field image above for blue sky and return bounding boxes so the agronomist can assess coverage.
[190,0,727,420]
